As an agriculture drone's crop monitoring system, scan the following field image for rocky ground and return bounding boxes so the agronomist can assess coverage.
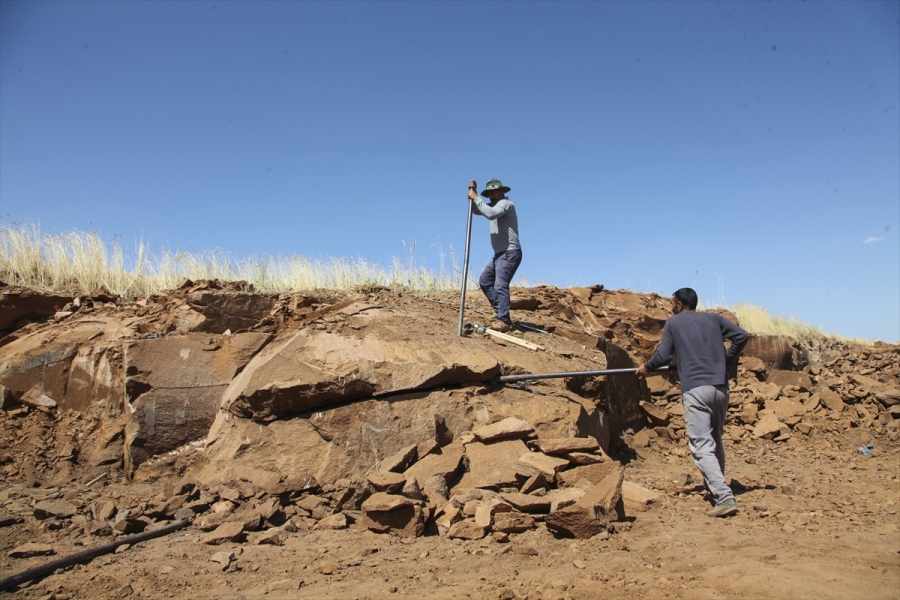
[0,282,898,599]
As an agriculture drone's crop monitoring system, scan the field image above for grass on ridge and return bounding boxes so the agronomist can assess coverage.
[0,221,465,297]
[1,221,864,342]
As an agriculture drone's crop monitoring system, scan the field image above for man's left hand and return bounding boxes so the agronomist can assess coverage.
[635,363,649,378]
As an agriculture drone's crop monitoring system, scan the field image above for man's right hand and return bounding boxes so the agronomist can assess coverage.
[468,180,478,201]
[635,363,649,378]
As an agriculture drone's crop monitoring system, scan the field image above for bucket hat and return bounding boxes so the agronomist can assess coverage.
[480,179,511,196]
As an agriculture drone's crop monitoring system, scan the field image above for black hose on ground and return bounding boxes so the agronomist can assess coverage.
[0,519,189,592]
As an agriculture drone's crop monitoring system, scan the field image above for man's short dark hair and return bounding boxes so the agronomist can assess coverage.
[673,287,698,310]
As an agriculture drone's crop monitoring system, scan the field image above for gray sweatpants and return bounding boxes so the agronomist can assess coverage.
[682,384,734,504]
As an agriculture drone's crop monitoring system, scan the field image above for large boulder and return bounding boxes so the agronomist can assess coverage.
[220,306,504,421]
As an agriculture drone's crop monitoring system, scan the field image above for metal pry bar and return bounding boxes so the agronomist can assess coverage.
[490,365,673,385]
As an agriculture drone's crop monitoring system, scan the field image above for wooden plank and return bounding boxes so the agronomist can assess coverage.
[483,329,544,351]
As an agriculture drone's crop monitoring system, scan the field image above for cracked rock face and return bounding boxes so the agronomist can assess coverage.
[219,308,503,421]
[123,332,271,475]
[193,383,609,488]
[0,316,127,413]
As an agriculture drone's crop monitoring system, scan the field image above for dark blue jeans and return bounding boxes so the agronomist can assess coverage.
[479,249,522,323]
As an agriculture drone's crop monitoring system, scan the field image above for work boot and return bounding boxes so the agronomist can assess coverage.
[707,498,739,518]
[489,320,512,333]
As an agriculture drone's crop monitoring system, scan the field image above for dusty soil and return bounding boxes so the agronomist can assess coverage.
[0,283,898,600]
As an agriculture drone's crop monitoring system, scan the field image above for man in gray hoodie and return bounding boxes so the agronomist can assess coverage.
[636,287,749,517]
[467,179,521,332]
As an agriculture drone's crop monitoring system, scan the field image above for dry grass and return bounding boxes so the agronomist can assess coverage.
[2,221,866,342]
[705,301,872,344]
[725,302,824,338]
[0,221,468,297]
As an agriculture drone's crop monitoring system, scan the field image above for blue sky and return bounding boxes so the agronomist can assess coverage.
[1,1,898,341]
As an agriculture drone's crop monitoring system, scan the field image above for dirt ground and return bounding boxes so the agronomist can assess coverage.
[1,285,898,599]
[1,418,898,600]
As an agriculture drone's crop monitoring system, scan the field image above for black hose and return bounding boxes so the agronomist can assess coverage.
[0,519,189,592]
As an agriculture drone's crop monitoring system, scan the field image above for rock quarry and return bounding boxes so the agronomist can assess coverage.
[0,280,898,599]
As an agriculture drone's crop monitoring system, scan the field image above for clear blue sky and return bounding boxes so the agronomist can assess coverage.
[1,1,898,341]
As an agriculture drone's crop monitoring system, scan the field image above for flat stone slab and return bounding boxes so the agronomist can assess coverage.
[447,518,486,540]
[514,452,570,480]
[8,543,55,558]
[500,492,551,514]
[556,461,620,488]
[644,375,673,395]
[361,504,425,538]
[493,513,536,533]
[753,412,783,438]
[379,444,418,473]
[545,487,586,512]
[819,388,845,412]
[767,370,813,391]
[362,492,416,512]
[533,438,600,455]
[202,521,246,545]
[473,417,535,442]
[545,468,624,539]
[33,499,78,519]
[456,439,527,489]
[622,481,660,512]
[639,401,670,426]
[367,471,407,493]
[404,442,465,488]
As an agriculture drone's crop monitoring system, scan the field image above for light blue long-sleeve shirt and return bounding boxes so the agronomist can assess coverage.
[472,196,520,253]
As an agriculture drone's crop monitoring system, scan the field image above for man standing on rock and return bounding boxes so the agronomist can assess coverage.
[467,178,522,332]
[636,287,749,518]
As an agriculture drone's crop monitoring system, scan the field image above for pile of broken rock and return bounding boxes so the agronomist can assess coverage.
[358,416,656,542]
[2,414,660,563]
[630,348,900,458]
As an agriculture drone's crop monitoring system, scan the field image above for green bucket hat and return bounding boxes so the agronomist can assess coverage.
[480,179,511,196]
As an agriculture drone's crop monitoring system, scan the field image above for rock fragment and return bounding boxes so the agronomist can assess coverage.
[639,401,670,426]
[533,437,600,455]
[621,480,660,513]
[8,543,55,558]
[379,444,418,473]
[456,439,527,489]
[545,468,624,539]
[202,521,245,545]
[447,518,486,540]
[514,452,569,480]
[473,417,535,442]
[33,500,78,520]
[367,471,407,493]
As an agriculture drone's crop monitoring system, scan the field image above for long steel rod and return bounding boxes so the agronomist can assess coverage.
[492,365,672,384]
[0,519,189,592]
[457,199,474,336]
